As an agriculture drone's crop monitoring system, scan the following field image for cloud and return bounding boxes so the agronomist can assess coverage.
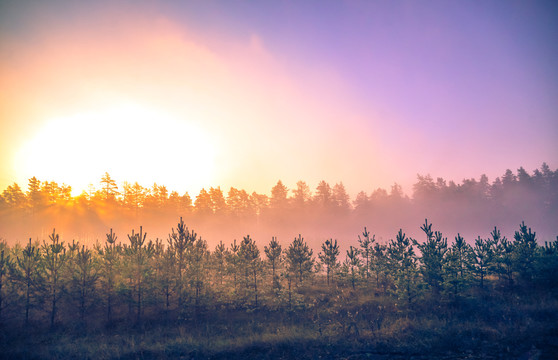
[0,8,373,193]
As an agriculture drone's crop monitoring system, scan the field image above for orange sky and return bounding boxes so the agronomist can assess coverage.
[1,1,556,197]
[0,8,385,196]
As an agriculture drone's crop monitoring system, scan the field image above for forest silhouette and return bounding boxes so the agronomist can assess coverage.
[1,163,557,249]
[0,163,557,358]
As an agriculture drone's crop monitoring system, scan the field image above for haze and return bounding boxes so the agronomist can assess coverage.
[1,1,557,249]
[2,1,557,196]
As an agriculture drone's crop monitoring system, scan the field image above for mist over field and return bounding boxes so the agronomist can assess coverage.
[2,164,558,359]
[2,1,558,358]
[1,164,556,253]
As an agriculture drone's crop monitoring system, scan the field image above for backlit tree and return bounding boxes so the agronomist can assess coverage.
[286,234,314,284]
[318,239,339,286]
[264,237,282,289]
[15,238,42,326]
[100,172,119,201]
[41,229,67,328]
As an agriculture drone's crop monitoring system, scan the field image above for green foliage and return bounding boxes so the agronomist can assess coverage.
[27,176,45,214]
[341,246,361,290]
[270,180,288,209]
[168,217,196,307]
[226,239,241,296]
[357,227,375,280]
[489,227,514,287]
[535,239,558,288]
[153,238,175,313]
[371,241,389,291]
[318,239,339,286]
[96,228,120,323]
[314,180,332,208]
[100,172,119,201]
[41,229,67,328]
[188,235,209,307]
[1,183,26,208]
[387,229,421,307]
[0,241,14,323]
[415,219,448,295]
[213,240,227,287]
[15,238,42,325]
[472,236,492,289]
[286,235,314,284]
[239,235,262,307]
[513,221,538,283]
[0,218,557,359]
[70,244,98,322]
[443,233,473,297]
[264,237,282,289]
[125,226,155,322]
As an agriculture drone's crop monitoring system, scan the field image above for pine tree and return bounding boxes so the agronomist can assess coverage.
[41,229,67,328]
[270,180,289,209]
[154,239,175,315]
[227,239,240,294]
[343,246,361,290]
[292,181,311,207]
[332,182,351,212]
[473,236,492,289]
[168,217,195,308]
[264,237,282,289]
[97,228,120,323]
[127,226,154,323]
[41,181,63,205]
[250,192,269,217]
[0,243,13,324]
[2,183,26,209]
[444,234,473,298]
[15,238,41,326]
[227,188,254,219]
[27,176,44,216]
[387,229,421,307]
[189,236,209,308]
[100,172,119,201]
[371,242,389,291]
[488,227,512,286]
[286,234,314,284]
[313,181,332,209]
[499,236,515,288]
[513,221,537,283]
[209,187,227,215]
[536,239,558,288]
[239,235,261,307]
[213,241,227,286]
[318,239,339,286]
[71,244,98,323]
[415,219,448,296]
[358,227,375,280]
[194,188,213,216]
[122,182,145,217]
[180,192,194,213]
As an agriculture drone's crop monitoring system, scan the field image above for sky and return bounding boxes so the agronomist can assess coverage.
[1,0,557,197]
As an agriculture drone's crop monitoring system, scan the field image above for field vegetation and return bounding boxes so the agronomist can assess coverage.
[0,218,557,359]
[0,164,557,358]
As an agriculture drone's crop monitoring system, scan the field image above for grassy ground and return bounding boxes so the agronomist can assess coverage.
[2,291,557,360]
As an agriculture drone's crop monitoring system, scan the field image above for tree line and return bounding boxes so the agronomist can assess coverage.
[1,163,557,243]
[2,163,556,216]
[0,218,556,329]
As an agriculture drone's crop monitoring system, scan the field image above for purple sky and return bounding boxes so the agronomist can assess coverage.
[1,0,557,196]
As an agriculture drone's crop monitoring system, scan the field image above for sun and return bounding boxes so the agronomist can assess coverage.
[15,103,218,195]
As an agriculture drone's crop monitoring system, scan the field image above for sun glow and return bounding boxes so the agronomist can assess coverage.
[15,103,218,195]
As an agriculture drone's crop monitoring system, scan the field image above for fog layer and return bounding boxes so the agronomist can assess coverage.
[1,163,556,252]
